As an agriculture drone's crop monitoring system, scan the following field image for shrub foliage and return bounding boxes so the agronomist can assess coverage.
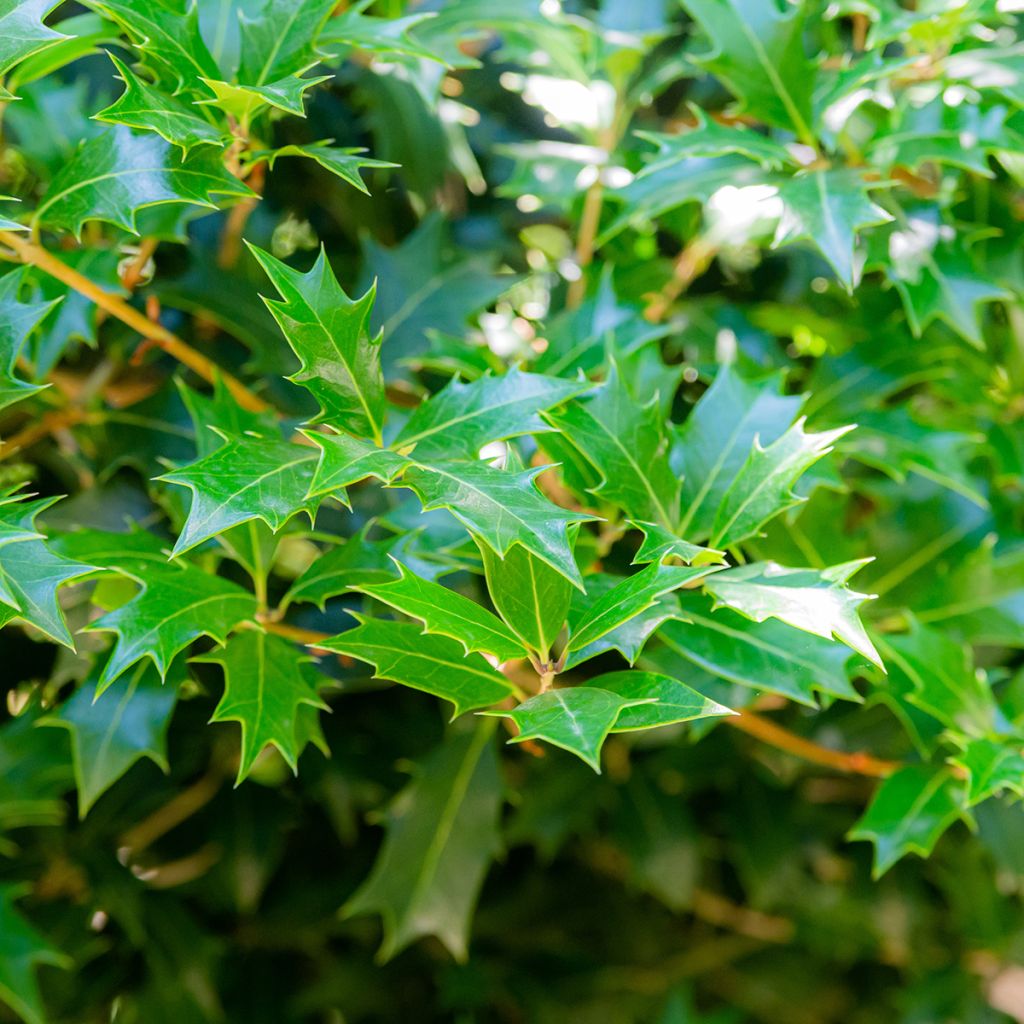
[0,1,1022,1021]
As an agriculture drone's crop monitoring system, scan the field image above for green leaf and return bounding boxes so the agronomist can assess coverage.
[948,737,1024,805]
[709,418,854,548]
[0,884,69,1024]
[33,126,253,237]
[877,624,1000,739]
[478,540,573,660]
[77,531,257,690]
[93,54,226,153]
[159,433,320,556]
[248,244,386,442]
[848,766,968,877]
[0,498,96,648]
[177,375,277,459]
[0,272,57,412]
[399,459,593,588]
[196,628,329,783]
[593,670,735,732]
[542,364,679,527]
[321,616,516,714]
[630,521,726,567]
[353,560,526,662]
[703,560,882,668]
[0,1,66,99]
[636,108,796,172]
[649,595,860,706]
[773,169,892,290]
[282,523,402,610]
[304,431,409,498]
[483,687,654,771]
[84,0,221,93]
[675,364,802,542]
[321,6,448,63]
[345,723,502,962]
[394,367,589,461]
[258,143,396,193]
[233,0,337,116]
[43,657,180,816]
[0,703,73,832]
[679,0,816,142]
[567,562,721,654]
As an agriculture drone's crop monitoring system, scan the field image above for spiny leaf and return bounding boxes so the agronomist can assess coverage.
[630,521,726,567]
[709,418,854,548]
[848,766,968,877]
[321,617,516,715]
[0,271,59,413]
[43,656,181,816]
[593,670,735,732]
[303,431,409,498]
[344,723,502,962]
[258,144,396,193]
[353,560,527,663]
[399,459,594,588]
[0,1,67,100]
[483,687,654,771]
[394,367,590,461]
[703,560,882,668]
[948,737,1024,805]
[196,628,329,783]
[94,53,226,153]
[248,243,386,442]
[34,125,253,237]
[159,433,321,556]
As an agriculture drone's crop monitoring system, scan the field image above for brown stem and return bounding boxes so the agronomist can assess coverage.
[0,407,93,461]
[726,710,898,778]
[566,176,605,308]
[118,769,223,855]
[120,237,158,291]
[0,230,270,413]
[645,236,716,323]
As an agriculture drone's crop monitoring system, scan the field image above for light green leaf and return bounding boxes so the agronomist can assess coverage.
[345,723,502,962]
[34,126,253,237]
[321,616,516,714]
[483,687,654,771]
[593,670,735,732]
[196,628,328,783]
[353,560,526,662]
[258,143,396,193]
[159,433,320,556]
[43,657,180,816]
[704,560,882,668]
[849,766,968,877]
[630,521,726,567]
[948,737,1024,805]
[321,6,448,63]
[248,243,386,442]
[710,418,854,548]
[478,540,573,660]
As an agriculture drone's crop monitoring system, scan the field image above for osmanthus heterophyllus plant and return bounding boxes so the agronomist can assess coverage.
[0,0,1021,1021]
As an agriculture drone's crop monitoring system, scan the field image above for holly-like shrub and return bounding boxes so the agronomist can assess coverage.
[0,1,1021,1021]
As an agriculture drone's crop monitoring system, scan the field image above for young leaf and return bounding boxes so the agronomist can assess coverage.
[483,687,654,771]
[649,596,860,707]
[33,126,253,237]
[703,560,882,668]
[345,723,502,962]
[0,884,69,1024]
[248,244,385,442]
[93,54,226,153]
[43,657,181,817]
[709,418,854,548]
[542,364,679,527]
[478,540,573,660]
[394,368,589,461]
[321,617,516,714]
[567,562,721,654]
[630,521,726,567]
[159,433,321,556]
[399,459,594,588]
[593,670,735,732]
[258,144,396,193]
[848,766,968,877]
[680,0,816,142]
[196,628,329,783]
[675,364,802,541]
[353,560,526,662]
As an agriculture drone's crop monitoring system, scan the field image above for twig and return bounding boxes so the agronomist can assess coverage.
[0,230,270,413]
[120,237,158,291]
[726,710,898,778]
[645,236,716,323]
[0,407,93,462]
[118,769,223,856]
[567,176,605,308]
